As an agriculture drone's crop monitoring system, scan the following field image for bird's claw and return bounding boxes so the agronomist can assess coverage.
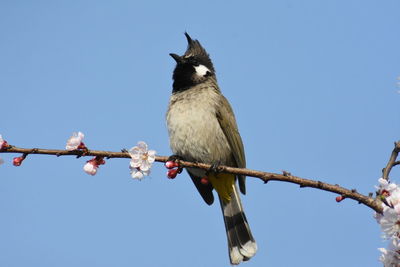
[207,162,222,174]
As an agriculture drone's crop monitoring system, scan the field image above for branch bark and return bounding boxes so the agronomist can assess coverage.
[1,145,383,213]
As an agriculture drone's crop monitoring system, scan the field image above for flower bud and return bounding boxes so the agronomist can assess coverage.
[165,161,178,169]
[167,168,179,179]
[335,196,345,202]
[13,156,24,166]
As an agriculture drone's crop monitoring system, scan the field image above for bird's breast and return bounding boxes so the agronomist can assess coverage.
[166,87,232,167]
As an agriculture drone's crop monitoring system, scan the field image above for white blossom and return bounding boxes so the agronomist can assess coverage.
[83,161,97,176]
[128,141,156,180]
[376,178,400,266]
[379,247,400,267]
[377,178,399,195]
[66,132,85,150]
[380,207,400,239]
[379,239,400,267]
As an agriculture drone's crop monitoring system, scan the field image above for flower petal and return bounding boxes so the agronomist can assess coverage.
[140,160,151,172]
[137,141,148,153]
[130,158,142,168]
[128,147,142,159]
[147,150,156,163]
[77,131,84,140]
[83,162,97,176]
[66,131,85,150]
[131,169,144,180]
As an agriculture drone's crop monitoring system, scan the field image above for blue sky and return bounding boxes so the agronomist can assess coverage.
[1,1,399,266]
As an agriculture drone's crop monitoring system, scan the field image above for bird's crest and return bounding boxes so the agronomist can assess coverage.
[183,32,215,73]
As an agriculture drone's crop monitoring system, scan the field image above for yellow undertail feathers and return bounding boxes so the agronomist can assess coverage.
[207,173,235,203]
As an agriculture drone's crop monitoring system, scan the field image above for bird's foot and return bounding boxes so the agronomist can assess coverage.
[207,162,222,175]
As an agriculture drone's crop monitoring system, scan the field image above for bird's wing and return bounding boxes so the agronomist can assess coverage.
[216,95,247,194]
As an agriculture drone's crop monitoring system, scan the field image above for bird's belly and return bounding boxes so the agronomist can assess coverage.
[167,105,232,168]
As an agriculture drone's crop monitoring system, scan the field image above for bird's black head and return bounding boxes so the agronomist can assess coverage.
[170,33,215,92]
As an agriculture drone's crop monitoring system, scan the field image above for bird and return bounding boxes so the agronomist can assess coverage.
[166,33,257,265]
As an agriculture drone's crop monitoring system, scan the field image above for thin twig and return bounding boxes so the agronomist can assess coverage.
[382,141,400,180]
[0,145,382,213]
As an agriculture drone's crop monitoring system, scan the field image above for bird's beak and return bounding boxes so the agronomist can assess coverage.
[169,53,182,63]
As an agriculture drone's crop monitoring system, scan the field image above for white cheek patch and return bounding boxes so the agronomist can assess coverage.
[194,64,211,77]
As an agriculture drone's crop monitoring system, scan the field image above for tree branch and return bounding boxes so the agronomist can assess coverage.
[382,141,400,180]
[0,145,382,213]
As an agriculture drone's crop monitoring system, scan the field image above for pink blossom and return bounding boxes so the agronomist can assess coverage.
[66,132,86,151]
[83,156,105,176]
[0,135,9,150]
[83,161,98,176]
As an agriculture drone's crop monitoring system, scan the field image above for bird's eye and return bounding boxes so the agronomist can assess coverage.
[189,58,200,66]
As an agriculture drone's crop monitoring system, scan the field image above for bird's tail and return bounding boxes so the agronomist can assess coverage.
[220,183,257,265]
